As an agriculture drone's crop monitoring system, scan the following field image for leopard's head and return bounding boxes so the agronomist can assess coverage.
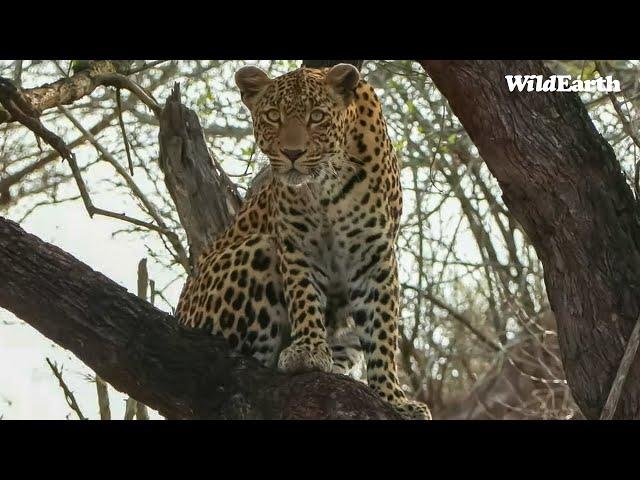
[235,64,360,186]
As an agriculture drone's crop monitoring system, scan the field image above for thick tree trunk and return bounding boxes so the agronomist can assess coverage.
[0,216,401,420]
[421,60,640,419]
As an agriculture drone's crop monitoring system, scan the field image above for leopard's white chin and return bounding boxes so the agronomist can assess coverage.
[276,169,313,187]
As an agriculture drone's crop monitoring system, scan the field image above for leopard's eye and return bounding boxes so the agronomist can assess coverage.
[264,109,281,123]
[309,109,326,124]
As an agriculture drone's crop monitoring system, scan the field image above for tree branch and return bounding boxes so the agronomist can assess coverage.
[600,312,640,419]
[95,375,111,420]
[158,83,242,270]
[59,105,189,270]
[0,216,401,420]
[0,111,117,207]
[0,61,124,124]
[46,358,87,420]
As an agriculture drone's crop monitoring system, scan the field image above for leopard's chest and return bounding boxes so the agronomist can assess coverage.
[287,203,351,285]
[282,177,385,278]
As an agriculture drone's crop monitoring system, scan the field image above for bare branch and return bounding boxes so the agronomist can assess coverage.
[0,78,76,163]
[46,358,87,420]
[0,217,401,420]
[124,398,137,420]
[93,73,161,117]
[124,257,152,420]
[128,60,171,75]
[0,111,117,203]
[158,83,242,269]
[59,105,189,270]
[95,375,111,420]
[115,88,134,175]
[600,312,640,419]
[0,61,127,125]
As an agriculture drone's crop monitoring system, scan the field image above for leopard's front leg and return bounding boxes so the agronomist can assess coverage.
[276,239,333,374]
[350,249,431,420]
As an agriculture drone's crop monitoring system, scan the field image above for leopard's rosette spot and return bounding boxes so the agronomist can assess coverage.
[393,400,432,421]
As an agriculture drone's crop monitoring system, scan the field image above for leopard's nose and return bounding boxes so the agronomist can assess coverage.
[281,149,306,162]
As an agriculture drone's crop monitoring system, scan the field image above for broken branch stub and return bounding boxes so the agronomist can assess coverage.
[158,83,242,271]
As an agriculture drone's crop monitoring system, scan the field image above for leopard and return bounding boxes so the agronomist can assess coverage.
[176,63,431,420]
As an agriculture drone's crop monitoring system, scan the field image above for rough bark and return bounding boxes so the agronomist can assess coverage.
[0,61,132,125]
[0,216,401,420]
[421,60,640,419]
[158,83,242,271]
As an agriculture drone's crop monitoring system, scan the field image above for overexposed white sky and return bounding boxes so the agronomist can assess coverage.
[0,194,172,419]
[0,135,191,419]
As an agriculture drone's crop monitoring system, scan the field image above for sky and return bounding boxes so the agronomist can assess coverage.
[0,194,169,419]
[0,132,193,419]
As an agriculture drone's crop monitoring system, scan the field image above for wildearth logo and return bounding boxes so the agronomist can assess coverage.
[505,75,621,93]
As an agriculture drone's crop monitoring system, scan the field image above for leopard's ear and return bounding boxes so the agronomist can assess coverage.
[326,63,360,105]
[235,66,272,109]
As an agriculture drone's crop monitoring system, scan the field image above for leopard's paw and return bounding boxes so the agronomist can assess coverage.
[278,343,333,373]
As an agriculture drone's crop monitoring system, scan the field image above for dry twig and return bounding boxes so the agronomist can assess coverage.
[46,358,87,420]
